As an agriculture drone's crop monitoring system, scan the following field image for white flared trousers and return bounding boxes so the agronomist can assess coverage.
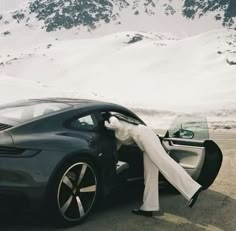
[130,124,202,211]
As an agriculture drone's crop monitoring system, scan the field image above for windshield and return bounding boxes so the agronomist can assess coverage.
[0,102,71,123]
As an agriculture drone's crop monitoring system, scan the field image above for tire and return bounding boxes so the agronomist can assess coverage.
[47,157,100,227]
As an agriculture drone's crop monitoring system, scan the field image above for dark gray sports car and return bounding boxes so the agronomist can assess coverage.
[0,98,222,226]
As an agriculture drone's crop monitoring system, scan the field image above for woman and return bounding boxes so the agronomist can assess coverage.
[104,115,202,217]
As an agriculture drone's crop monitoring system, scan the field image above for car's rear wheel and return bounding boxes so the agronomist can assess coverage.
[48,157,100,227]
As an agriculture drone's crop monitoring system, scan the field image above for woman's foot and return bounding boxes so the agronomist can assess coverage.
[189,187,203,208]
[132,208,153,217]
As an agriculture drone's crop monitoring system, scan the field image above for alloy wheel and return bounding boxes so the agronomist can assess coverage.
[57,162,97,221]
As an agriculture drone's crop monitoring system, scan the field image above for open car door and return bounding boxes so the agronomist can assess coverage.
[162,114,223,190]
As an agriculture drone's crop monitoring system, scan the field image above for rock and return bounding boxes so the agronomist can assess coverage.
[127,34,143,44]
[12,11,25,22]
[2,31,11,36]
[226,58,236,65]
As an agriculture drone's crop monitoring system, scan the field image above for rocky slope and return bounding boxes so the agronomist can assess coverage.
[0,0,235,33]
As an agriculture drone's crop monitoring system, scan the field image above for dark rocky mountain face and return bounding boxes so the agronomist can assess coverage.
[29,0,114,31]
[3,0,236,32]
[183,0,236,27]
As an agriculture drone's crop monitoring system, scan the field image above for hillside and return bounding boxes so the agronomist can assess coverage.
[0,26,235,129]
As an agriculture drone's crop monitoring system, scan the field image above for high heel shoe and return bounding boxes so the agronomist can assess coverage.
[189,187,203,208]
[132,208,153,217]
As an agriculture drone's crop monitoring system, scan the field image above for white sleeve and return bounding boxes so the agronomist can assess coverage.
[104,116,122,130]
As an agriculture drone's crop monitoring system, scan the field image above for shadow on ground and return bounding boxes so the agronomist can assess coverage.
[0,184,235,231]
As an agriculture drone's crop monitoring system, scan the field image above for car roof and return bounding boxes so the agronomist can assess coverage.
[31,97,102,104]
[1,98,138,117]
[37,98,131,111]
[2,97,119,108]
[0,98,145,129]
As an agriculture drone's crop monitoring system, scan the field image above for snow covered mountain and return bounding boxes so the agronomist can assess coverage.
[0,0,235,35]
[0,1,235,130]
[0,26,235,129]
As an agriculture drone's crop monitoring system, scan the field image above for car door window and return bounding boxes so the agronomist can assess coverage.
[167,114,209,140]
[70,114,97,131]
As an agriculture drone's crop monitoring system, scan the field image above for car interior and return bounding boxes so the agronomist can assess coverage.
[100,112,211,183]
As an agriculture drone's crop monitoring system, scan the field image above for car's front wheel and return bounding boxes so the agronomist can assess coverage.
[48,157,100,227]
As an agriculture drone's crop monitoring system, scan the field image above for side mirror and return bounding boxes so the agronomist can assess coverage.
[179,129,194,139]
[172,128,194,139]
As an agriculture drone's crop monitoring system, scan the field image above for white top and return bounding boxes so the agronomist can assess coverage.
[104,116,135,146]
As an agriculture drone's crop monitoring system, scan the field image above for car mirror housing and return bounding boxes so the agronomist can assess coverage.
[179,129,194,139]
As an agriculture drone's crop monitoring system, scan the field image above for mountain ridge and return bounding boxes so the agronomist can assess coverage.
[0,0,235,34]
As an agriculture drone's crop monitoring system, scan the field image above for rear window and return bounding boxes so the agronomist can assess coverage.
[0,102,71,123]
